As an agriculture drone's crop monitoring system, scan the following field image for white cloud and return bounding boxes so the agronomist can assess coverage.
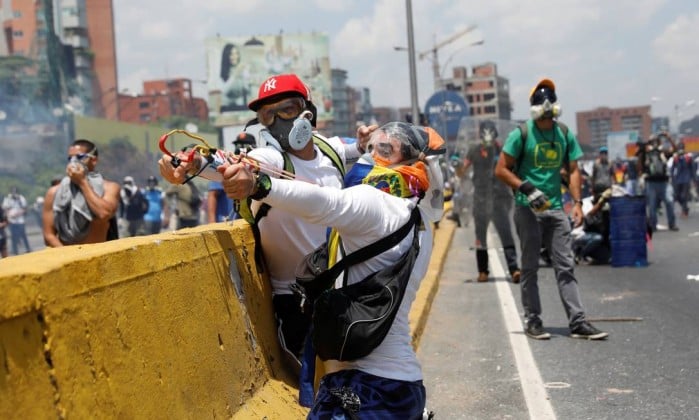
[112,0,699,124]
[653,13,699,79]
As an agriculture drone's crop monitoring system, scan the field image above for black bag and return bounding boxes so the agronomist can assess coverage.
[293,207,422,361]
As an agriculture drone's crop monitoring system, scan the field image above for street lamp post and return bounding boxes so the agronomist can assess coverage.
[437,40,484,90]
[405,0,420,124]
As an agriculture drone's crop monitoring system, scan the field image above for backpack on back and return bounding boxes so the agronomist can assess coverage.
[645,149,667,178]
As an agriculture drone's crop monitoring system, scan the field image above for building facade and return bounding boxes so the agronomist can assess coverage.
[575,105,652,150]
[442,62,512,121]
[1,0,118,120]
[118,78,208,124]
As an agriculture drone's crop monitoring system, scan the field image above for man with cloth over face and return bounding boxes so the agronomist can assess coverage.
[495,78,608,341]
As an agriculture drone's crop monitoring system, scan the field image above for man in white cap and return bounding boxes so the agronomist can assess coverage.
[495,78,608,341]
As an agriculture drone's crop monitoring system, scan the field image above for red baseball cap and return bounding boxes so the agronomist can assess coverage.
[248,74,312,111]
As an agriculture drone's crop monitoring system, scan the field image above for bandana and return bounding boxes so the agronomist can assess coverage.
[344,161,416,198]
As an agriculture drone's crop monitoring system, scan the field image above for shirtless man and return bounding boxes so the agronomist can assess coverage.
[42,139,121,246]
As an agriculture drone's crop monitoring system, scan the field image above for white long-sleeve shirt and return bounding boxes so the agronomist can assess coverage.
[263,180,433,382]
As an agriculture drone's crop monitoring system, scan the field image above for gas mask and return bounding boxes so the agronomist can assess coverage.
[265,110,314,151]
[530,99,562,120]
[529,86,562,120]
[479,122,498,146]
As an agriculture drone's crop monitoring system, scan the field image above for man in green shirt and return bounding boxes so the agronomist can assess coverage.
[495,78,608,341]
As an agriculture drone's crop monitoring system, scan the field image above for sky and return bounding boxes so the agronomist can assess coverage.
[114,0,699,129]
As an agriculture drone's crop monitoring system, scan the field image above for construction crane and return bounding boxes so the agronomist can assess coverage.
[418,25,479,91]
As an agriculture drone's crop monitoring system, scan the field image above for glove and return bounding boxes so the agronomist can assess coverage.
[601,188,613,201]
[518,180,551,212]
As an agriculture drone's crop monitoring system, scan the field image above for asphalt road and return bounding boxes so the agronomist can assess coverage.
[419,202,699,420]
[10,203,699,419]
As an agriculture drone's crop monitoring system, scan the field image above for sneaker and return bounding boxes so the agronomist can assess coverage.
[511,270,521,284]
[669,225,679,231]
[570,322,609,340]
[525,323,551,340]
[477,272,489,282]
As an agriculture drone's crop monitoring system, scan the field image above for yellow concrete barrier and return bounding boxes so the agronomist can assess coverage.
[0,217,456,419]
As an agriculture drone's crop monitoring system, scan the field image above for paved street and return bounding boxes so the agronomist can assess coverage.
[8,202,699,419]
[419,202,699,419]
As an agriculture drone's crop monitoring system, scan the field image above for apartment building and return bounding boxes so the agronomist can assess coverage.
[1,0,118,119]
[575,105,652,149]
[118,78,208,124]
[442,61,513,121]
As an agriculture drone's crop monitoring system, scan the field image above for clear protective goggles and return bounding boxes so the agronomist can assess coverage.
[256,97,305,126]
[366,131,407,165]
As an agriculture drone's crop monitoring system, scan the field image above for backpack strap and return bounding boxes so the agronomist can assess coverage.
[309,207,421,293]
[242,136,346,273]
[312,134,346,178]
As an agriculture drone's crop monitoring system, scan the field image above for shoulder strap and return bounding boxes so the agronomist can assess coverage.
[313,134,346,178]
[515,122,528,173]
[318,207,421,288]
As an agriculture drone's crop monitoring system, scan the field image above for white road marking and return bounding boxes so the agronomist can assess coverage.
[489,248,557,420]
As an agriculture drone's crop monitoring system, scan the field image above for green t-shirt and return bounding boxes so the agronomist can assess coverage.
[502,120,583,209]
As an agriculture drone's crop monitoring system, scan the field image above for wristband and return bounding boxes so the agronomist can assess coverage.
[249,173,272,200]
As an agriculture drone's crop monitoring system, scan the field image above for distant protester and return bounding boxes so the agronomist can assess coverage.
[42,139,121,246]
[495,78,608,341]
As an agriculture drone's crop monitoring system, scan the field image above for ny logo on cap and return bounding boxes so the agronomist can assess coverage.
[263,78,278,92]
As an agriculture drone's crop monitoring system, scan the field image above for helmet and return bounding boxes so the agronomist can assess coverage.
[528,78,556,105]
[147,175,157,184]
[529,78,561,119]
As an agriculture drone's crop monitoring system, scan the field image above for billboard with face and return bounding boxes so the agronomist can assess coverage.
[205,32,332,127]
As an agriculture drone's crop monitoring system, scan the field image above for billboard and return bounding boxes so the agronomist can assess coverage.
[423,90,469,141]
[606,130,639,159]
[205,33,332,128]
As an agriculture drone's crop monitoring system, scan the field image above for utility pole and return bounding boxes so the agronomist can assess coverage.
[405,0,420,124]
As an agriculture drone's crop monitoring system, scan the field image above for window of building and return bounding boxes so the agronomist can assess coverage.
[139,101,150,109]
[12,30,23,38]
[489,81,494,87]
[13,10,22,18]
[484,105,496,114]
[483,93,495,101]
[588,118,612,147]
[62,7,79,16]
[621,115,642,132]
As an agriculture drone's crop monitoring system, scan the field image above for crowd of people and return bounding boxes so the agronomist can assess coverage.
[4,70,699,418]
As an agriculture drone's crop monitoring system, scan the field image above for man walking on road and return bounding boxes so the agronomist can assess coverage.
[495,78,608,341]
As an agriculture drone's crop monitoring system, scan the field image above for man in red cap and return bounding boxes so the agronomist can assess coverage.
[495,78,609,341]
[160,73,374,378]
